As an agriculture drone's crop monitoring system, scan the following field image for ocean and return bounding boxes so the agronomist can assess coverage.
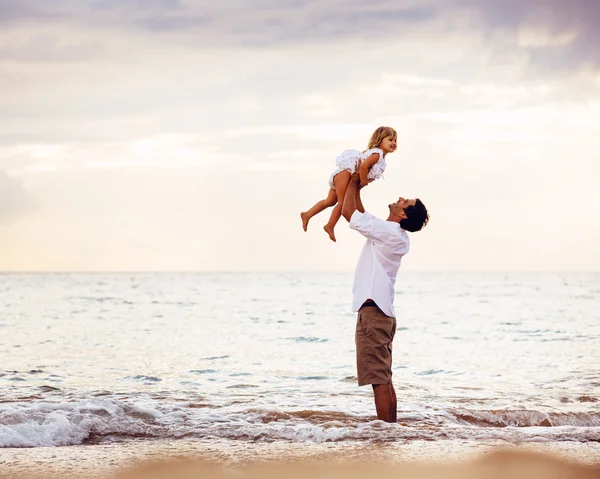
[1,272,599,474]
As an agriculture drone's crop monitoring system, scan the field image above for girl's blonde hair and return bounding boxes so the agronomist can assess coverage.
[367,126,397,149]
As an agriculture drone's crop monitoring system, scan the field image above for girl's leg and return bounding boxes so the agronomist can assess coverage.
[323,170,351,242]
[300,188,337,231]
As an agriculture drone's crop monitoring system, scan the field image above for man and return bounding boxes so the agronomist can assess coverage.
[341,171,429,422]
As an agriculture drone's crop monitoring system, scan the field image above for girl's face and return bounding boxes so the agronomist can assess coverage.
[379,135,397,155]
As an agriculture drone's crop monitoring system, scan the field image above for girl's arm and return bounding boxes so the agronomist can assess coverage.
[358,153,380,187]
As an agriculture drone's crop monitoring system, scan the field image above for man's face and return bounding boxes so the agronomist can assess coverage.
[389,197,416,219]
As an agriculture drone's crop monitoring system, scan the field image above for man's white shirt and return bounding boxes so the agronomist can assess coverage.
[349,210,410,318]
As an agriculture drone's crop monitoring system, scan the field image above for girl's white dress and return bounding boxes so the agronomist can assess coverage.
[328,147,386,188]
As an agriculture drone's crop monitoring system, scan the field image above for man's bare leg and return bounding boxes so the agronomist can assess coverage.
[372,383,397,423]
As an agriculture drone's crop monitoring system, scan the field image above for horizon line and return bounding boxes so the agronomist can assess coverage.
[1,270,599,275]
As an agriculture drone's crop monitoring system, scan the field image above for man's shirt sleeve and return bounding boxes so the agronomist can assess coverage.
[349,211,398,245]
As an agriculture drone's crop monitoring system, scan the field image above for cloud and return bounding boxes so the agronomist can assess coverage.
[459,0,600,72]
[0,1,59,23]
[0,2,435,57]
[0,171,35,224]
[0,135,217,176]
[0,30,105,62]
[1,0,599,72]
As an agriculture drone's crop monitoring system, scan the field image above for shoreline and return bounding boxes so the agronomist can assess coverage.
[3,438,600,479]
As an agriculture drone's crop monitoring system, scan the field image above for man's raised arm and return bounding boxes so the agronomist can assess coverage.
[342,172,362,222]
[355,188,365,214]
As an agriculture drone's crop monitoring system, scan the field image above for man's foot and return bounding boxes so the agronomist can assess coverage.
[323,224,336,242]
[300,212,310,232]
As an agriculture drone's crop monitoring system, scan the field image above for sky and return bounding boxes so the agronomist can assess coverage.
[1,0,599,272]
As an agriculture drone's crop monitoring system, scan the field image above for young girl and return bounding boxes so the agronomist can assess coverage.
[300,126,397,242]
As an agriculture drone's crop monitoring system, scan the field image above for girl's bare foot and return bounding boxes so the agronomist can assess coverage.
[300,212,310,231]
[323,224,336,242]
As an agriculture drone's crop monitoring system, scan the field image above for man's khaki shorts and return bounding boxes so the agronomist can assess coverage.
[355,305,397,386]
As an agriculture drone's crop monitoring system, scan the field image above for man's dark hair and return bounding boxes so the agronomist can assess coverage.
[400,199,429,232]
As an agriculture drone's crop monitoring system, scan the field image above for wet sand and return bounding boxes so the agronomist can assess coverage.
[2,439,600,479]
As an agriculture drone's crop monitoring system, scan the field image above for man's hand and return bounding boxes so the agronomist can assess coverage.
[359,178,374,189]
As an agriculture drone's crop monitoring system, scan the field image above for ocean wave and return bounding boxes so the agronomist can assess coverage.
[450,409,600,428]
[0,399,168,447]
[286,337,329,343]
[2,398,600,448]
[125,376,163,383]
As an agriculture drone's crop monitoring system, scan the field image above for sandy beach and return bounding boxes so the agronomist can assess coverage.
[3,439,600,479]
